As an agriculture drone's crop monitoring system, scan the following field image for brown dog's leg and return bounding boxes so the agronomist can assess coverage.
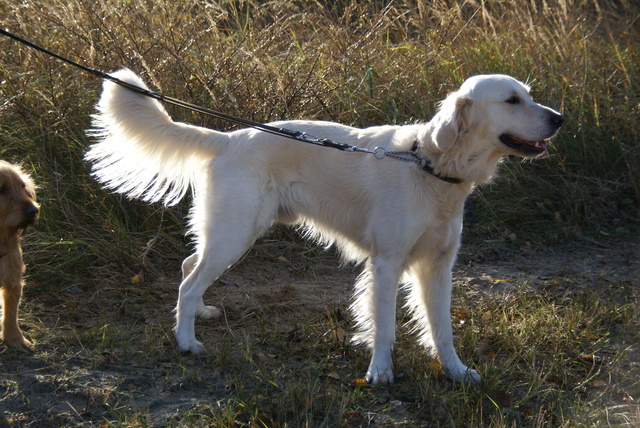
[1,281,32,349]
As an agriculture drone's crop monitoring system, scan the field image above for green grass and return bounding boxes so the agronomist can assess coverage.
[0,0,639,426]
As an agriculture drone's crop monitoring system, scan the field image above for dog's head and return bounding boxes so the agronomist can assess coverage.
[431,74,563,158]
[0,161,40,235]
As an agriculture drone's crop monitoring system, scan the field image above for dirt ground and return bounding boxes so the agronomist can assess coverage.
[0,237,638,427]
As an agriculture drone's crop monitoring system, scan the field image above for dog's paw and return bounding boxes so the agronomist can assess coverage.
[365,352,394,385]
[196,305,222,320]
[365,367,394,385]
[446,366,482,385]
[2,333,33,351]
[177,339,206,355]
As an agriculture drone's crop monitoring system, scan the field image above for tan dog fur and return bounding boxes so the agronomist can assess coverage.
[0,160,39,349]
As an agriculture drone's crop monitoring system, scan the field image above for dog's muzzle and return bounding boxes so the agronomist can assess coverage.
[20,204,40,228]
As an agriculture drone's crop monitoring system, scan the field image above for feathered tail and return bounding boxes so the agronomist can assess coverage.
[85,69,225,205]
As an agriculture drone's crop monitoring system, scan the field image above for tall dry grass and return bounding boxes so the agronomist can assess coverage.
[0,0,637,297]
[1,0,638,290]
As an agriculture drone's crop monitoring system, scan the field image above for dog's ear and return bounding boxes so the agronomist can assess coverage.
[432,93,471,152]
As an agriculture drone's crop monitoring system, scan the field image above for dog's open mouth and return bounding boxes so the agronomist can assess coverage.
[499,134,548,155]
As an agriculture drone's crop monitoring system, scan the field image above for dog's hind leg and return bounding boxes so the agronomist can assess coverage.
[175,175,277,355]
[175,225,266,354]
[181,253,198,279]
[181,253,221,320]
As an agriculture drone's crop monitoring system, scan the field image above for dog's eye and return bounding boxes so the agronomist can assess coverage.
[0,186,6,195]
[506,96,520,105]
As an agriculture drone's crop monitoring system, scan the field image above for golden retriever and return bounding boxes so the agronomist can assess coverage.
[0,160,39,349]
[86,70,562,384]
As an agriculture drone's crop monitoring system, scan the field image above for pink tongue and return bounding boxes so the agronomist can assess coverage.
[513,136,546,147]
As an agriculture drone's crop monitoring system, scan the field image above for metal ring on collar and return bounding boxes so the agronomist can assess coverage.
[373,147,387,159]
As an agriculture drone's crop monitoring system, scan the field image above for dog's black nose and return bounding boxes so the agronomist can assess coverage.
[550,113,563,128]
[24,205,39,219]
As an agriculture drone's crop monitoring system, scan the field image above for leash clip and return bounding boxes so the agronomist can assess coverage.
[294,131,320,143]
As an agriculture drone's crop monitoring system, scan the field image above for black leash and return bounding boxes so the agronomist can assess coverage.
[0,28,463,184]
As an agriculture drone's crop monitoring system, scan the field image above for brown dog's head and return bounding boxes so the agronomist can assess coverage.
[0,161,40,235]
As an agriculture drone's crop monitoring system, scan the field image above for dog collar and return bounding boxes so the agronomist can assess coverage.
[411,141,464,184]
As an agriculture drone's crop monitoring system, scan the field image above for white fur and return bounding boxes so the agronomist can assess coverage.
[86,70,562,385]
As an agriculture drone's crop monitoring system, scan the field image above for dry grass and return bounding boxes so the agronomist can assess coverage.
[0,0,638,426]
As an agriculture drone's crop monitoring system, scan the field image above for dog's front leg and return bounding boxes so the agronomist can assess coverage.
[354,257,402,385]
[410,261,481,385]
[1,281,32,349]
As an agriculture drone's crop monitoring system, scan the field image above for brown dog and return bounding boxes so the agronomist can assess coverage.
[0,160,39,349]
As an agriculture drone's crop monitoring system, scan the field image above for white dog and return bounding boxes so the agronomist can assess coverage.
[86,70,562,385]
